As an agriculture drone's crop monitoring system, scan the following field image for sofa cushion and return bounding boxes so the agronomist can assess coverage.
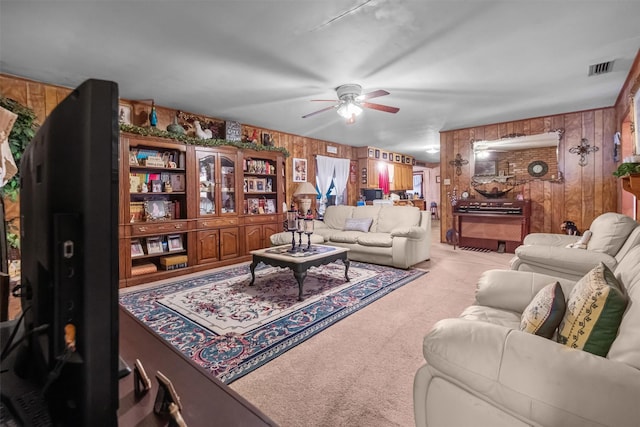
[322,205,354,230]
[557,263,628,357]
[390,226,427,240]
[356,232,393,248]
[343,217,373,232]
[352,205,381,232]
[520,282,566,339]
[376,206,420,233]
[329,231,362,244]
[587,212,638,255]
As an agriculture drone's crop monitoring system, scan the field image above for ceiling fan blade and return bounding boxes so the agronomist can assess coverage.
[360,89,390,100]
[361,102,399,114]
[302,105,337,118]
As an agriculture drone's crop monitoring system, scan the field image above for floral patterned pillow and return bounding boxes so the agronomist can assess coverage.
[557,263,628,357]
[520,281,566,339]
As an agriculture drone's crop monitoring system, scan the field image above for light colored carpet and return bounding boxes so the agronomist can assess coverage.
[230,221,514,427]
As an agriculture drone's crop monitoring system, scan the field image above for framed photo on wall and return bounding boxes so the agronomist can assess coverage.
[293,158,307,182]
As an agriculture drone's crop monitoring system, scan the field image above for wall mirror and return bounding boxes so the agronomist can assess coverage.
[470,131,563,194]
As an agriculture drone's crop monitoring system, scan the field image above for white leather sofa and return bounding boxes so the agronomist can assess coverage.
[414,244,640,427]
[510,212,640,281]
[271,204,431,268]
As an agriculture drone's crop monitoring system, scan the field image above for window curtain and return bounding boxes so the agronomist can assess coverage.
[379,166,390,195]
[315,155,335,215]
[332,158,350,205]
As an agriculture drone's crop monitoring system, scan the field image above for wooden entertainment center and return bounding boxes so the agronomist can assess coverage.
[453,199,531,253]
[118,133,285,288]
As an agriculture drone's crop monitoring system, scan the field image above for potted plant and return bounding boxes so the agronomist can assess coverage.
[613,162,640,177]
[0,97,38,259]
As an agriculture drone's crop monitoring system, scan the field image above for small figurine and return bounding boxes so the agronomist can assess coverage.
[194,120,213,140]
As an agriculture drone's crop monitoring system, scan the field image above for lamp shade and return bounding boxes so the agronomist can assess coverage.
[293,181,317,197]
[293,181,317,214]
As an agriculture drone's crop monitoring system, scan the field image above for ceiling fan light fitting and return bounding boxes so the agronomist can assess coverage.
[337,101,363,119]
[425,145,440,154]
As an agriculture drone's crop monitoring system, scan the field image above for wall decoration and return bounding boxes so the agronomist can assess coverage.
[527,160,549,177]
[569,138,599,166]
[293,158,307,182]
[449,153,469,176]
[119,104,132,125]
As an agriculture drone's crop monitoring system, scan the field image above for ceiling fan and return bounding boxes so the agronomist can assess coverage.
[302,84,399,124]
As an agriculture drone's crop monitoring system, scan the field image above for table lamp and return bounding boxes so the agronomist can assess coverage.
[293,181,317,214]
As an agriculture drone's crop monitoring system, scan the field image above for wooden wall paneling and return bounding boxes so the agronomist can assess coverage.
[25,81,46,122]
[581,110,596,227]
[550,115,566,233]
[0,75,28,107]
[562,112,584,229]
[602,108,618,212]
[593,109,605,216]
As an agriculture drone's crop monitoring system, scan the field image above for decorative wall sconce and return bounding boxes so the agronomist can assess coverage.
[449,153,468,176]
[569,138,599,166]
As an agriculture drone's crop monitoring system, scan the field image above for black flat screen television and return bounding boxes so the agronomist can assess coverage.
[1,79,120,425]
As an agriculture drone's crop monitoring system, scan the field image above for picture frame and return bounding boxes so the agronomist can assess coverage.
[146,236,163,254]
[243,178,249,192]
[474,160,497,176]
[131,239,145,257]
[145,200,167,220]
[293,158,307,182]
[375,149,380,159]
[248,178,256,192]
[247,198,260,214]
[255,178,266,192]
[151,179,163,193]
[265,199,276,214]
[368,148,374,158]
[395,154,401,163]
[169,174,185,192]
[119,104,132,125]
[435,175,441,183]
[167,234,183,252]
[382,152,388,160]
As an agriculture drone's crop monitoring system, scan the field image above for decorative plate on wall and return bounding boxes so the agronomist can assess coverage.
[528,160,548,177]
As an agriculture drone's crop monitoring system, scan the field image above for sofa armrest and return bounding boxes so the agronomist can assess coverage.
[522,233,580,246]
[475,270,576,313]
[390,226,427,239]
[424,318,640,427]
[514,245,616,274]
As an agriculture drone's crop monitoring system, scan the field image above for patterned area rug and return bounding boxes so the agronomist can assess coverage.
[119,261,425,383]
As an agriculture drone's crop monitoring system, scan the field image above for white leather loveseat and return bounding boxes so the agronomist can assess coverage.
[414,244,640,427]
[510,212,640,281]
[271,204,431,268]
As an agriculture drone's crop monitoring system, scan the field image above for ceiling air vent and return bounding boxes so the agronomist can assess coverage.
[588,61,614,76]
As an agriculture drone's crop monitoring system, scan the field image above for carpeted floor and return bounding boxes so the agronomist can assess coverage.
[119,260,424,384]
[228,221,514,427]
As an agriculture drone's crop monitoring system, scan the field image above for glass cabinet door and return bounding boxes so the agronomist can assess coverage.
[199,153,216,215]
[220,155,236,214]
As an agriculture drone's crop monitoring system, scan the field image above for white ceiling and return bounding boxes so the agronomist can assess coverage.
[1,1,639,163]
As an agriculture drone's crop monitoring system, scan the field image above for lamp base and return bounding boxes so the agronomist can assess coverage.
[299,198,311,215]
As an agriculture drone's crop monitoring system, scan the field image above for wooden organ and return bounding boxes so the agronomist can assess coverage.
[453,199,531,253]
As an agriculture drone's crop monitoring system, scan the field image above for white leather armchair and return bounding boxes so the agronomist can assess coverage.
[414,245,640,427]
[510,212,640,281]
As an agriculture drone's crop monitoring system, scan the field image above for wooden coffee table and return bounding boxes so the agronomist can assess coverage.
[249,244,350,301]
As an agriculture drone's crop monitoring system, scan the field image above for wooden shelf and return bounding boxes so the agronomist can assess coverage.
[621,174,640,198]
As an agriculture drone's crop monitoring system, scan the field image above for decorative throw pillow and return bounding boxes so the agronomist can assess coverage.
[343,217,373,232]
[520,282,566,339]
[557,263,628,357]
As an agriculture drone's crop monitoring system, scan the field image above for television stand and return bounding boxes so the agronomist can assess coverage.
[118,308,276,426]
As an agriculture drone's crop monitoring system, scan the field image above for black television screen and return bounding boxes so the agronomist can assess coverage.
[1,79,120,425]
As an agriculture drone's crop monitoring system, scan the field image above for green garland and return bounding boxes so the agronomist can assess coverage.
[120,123,290,157]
